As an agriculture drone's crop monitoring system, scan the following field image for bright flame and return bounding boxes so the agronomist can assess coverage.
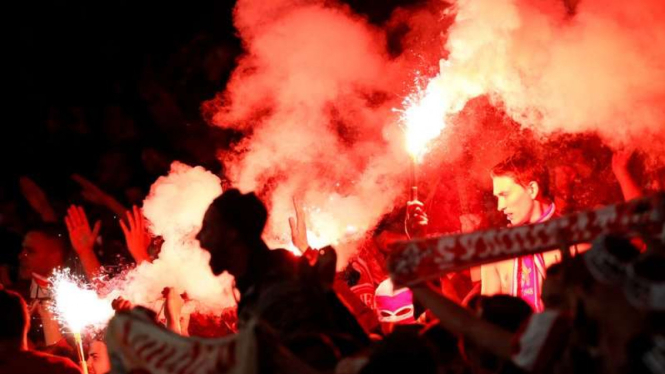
[398,79,448,162]
[51,270,114,333]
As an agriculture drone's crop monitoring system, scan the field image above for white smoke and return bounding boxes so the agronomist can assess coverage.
[205,0,665,271]
[429,0,665,155]
[105,162,235,314]
[205,0,414,268]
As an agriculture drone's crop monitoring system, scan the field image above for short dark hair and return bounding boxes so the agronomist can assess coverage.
[209,189,268,241]
[491,150,552,201]
[0,289,29,340]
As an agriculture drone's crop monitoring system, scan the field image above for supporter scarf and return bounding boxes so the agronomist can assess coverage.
[512,203,555,312]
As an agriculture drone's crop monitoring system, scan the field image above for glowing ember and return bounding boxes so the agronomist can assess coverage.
[50,269,114,333]
[398,79,447,162]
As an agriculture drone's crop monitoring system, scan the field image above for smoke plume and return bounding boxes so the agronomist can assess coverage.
[431,0,665,155]
[206,0,665,267]
[205,0,421,267]
[105,162,235,314]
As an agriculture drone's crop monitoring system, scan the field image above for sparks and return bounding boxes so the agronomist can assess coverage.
[397,78,448,163]
[50,269,114,334]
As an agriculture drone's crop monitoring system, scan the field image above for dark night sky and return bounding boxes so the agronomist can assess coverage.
[11,1,237,106]
[3,0,425,185]
[10,0,422,108]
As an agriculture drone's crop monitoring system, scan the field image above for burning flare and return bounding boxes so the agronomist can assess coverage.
[399,79,448,163]
[50,269,114,334]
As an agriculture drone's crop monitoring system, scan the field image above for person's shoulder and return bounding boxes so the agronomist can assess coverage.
[512,310,573,372]
[270,248,297,259]
[264,248,302,274]
[268,248,300,265]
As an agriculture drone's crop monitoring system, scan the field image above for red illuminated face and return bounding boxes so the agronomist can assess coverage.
[19,231,65,277]
[87,340,111,374]
[492,175,537,226]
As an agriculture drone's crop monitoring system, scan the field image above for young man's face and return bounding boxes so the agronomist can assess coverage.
[87,340,111,374]
[492,175,536,226]
[19,231,65,277]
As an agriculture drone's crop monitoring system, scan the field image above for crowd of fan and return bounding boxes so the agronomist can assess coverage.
[0,147,663,374]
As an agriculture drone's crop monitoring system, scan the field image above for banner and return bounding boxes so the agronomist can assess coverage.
[106,308,256,374]
[389,194,665,286]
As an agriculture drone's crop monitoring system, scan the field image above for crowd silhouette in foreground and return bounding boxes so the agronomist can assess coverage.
[0,146,664,374]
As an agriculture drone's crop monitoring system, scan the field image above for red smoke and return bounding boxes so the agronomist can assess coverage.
[205,0,665,264]
[205,0,422,267]
[435,0,665,155]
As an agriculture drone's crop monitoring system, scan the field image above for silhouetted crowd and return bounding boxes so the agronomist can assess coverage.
[1,140,664,374]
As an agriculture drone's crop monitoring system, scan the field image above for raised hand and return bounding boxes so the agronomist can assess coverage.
[162,287,186,334]
[65,205,101,255]
[19,176,57,222]
[459,213,482,233]
[111,297,133,312]
[65,205,102,278]
[119,205,151,264]
[405,199,428,238]
[611,149,633,176]
[288,196,309,254]
[71,174,127,216]
[611,149,642,201]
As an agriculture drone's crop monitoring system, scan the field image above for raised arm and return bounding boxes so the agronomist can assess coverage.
[72,174,128,216]
[64,205,103,279]
[612,150,642,201]
[19,176,57,222]
[119,206,151,264]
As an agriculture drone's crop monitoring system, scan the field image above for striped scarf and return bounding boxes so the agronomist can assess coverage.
[511,203,555,312]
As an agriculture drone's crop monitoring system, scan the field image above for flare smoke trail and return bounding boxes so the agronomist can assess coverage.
[205,0,419,267]
[105,162,236,314]
[430,0,665,156]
